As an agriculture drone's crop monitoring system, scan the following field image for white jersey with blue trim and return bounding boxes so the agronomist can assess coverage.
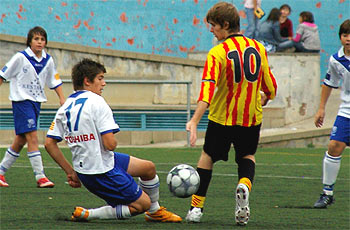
[323,47,350,118]
[47,90,120,174]
[0,47,62,102]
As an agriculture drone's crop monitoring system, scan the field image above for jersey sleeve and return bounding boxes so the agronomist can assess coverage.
[197,48,221,104]
[323,56,341,88]
[260,47,277,100]
[45,58,63,89]
[0,53,22,81]
[46,109,65,142]
[94,97,120,135]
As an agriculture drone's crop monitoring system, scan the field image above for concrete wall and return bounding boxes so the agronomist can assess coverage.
[0,34,320,145]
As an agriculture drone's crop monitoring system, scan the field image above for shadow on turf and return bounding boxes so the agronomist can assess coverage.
[277,205,315,209]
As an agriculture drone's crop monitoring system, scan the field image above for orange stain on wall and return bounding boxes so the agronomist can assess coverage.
[193,15,200,26]
[73,19,81,29]
[0,14,6,23]
[316,2,321,8]
[120,12,128,23]
[179,45,188,52]
[127,37,135,45]
[239,10,246,19]
[84,20,94,30]
[19,4,25,12]
[15,12,23,19]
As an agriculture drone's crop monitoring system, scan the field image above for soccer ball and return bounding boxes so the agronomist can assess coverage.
[166,164,200,198]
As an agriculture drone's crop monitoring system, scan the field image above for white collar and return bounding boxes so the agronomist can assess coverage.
[25,47,47,59]
[337,46,345,58]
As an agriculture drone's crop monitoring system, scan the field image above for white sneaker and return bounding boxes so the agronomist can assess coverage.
[185,207,203,223]
[235,184,250,226]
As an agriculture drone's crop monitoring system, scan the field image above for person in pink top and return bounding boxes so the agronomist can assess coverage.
[277,11,320,52]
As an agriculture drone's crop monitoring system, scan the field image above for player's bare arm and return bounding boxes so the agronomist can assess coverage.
[44,137,81,188]
[186,101,208,147]
[54,85,65,106]
[102,132,117,151]
[315,84,333,128]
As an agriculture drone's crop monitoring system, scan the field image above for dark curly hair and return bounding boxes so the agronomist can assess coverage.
[72,59,106,91]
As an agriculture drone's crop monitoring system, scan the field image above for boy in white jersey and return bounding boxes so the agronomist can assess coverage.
[0,26,65,188]
[313,19,350,208]
[45,59,182,222]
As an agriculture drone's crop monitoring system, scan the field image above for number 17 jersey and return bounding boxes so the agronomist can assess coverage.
[47,90,120,174]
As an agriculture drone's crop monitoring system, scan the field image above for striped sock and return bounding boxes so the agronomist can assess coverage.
[139,175,160,213]
[27,151,45,180]
[0,148,20,175]
[190,194,206,209]
[322,151,341,195]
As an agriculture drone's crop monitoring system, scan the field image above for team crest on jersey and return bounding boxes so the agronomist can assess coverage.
[27,119,35,128]
[22,65,30,73]
[331,126,337,136]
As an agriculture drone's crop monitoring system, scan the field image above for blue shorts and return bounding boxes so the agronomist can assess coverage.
[12,100,41,135]
[77,152,142,207]
[330,116,350,146]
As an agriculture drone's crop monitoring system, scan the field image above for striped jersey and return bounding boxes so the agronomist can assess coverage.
[323,47,350,118]
[198,34,277,127]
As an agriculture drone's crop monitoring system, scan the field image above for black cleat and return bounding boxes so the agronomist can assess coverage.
[314,193,334,208]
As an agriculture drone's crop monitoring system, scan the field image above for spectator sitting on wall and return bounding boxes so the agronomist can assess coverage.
[256,8,288,53]
[279,4,293,39]
[278,11,320,53]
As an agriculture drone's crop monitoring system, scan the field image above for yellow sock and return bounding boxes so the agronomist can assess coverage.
[238,177,252,192]
[191,194,206,209]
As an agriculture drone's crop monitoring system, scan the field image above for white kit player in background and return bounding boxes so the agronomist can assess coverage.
[313,19,350,209]
[45,58,182,223]
[0,26,65,188]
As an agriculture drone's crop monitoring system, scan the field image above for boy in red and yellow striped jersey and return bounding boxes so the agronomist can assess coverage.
[185,2,277,226]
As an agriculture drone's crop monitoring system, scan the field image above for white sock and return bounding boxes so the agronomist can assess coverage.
[27,151,45,180]
[139,175,160,213]
[88,205,131,220]
[0,148,20,175]
[322,151,341,195]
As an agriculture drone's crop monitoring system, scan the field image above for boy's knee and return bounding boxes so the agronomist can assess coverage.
[143,161,156,178]
[328,140,346,157]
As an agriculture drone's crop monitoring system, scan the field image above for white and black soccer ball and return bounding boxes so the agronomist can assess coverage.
[166,164,200,198]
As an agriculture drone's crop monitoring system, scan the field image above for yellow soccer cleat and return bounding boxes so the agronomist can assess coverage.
[71,207,89,221]
[145,206,182,223]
